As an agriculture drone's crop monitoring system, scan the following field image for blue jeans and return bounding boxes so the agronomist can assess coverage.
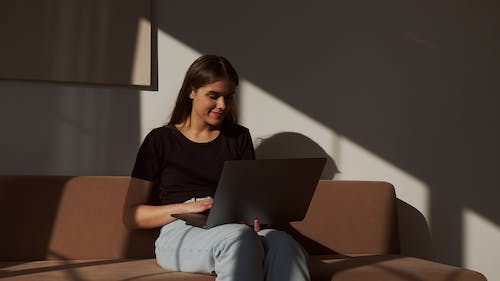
[155,219,310,281]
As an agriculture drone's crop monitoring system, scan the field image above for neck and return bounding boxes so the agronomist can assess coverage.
[176,117,221,143]
[179,117,218,132]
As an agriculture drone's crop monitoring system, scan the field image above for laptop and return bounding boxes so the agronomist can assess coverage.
[171,158,326,229]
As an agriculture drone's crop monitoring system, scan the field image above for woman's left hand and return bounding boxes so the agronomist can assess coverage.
[252,218,261,232]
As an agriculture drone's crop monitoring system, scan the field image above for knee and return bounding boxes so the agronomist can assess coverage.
[261,229,307,258]
[229,224,262,248]
[217,224,264,258]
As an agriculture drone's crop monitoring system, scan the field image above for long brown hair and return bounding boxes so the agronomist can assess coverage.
[168,55,239,126]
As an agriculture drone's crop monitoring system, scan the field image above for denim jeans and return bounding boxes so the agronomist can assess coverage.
[155,219,310,281]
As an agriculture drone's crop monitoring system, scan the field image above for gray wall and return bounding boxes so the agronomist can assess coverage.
[156,0,499,274]
[0,0,498,278]
[0,82,140,175]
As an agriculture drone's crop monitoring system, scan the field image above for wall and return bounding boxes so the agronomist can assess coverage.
[0,0,153,87]
[0,1,498,280]
[0,81,141,175]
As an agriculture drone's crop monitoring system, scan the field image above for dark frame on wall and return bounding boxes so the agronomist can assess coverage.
[0,0,157,90]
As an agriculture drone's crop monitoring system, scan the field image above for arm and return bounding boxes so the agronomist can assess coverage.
[122,177,213,229]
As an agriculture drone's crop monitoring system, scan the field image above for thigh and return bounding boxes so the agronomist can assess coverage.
[155,221,255,274]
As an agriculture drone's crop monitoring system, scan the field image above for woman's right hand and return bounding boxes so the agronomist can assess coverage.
[184,197,213,213]
[123,178,213,229]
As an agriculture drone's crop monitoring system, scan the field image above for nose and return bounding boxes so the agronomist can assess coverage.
[216,96,226,110]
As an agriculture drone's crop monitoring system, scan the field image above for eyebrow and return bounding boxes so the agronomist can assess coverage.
[207,90,235,96]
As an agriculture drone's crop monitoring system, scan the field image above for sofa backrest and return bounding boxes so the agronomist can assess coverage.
[291,180,400,255]
[0,176,400,260]
[0,176,157,261]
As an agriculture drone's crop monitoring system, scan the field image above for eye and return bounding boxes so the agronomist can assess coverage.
[208,94,218,100]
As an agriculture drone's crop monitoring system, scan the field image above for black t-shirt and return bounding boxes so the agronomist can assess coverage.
[131,123,255,205]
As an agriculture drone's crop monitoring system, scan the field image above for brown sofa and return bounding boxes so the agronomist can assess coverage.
[0,176,486,281]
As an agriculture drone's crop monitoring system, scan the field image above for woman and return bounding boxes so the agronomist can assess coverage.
[123,55,310,281]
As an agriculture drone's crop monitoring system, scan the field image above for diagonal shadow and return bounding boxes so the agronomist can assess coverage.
[309,254,479,281]
[0,176,72,261]
[255,132,339,180]
[0,259,130,279]
[153,0,500,269]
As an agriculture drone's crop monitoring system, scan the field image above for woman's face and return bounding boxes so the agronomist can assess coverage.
[189,79,236,127]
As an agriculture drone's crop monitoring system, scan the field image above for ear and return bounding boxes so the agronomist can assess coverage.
[189,89,196,99]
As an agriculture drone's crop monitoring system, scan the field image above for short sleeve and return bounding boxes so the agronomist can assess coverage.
[131,129,163,183]
[240,128,256,160]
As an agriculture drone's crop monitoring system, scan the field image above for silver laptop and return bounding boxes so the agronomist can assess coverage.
[172,158,326,229]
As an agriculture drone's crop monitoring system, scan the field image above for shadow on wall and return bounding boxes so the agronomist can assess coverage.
[255,132,435,260]
[0,0,157,175]
[397,199,433,259]
[0,82,140,175]
[254,132,339,180]
[155,0,500,268]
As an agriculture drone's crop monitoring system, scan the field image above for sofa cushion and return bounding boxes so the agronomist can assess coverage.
[291,180,400,255]
[1,256,486,281]
[309,255,487,281]
[0,259,215,281]
[0,176,157,260]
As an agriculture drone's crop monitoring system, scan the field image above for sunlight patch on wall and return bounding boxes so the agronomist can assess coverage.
[239,80,337,156]
[239,79,429,219]
[139,29,495,281]
[132,17,152,86]
[141,29,430,224]
[139,30,200,142]
[337,137,430,218]
[463,208,499,280]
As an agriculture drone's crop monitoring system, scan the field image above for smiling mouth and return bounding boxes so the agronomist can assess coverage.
[211,111,224,118]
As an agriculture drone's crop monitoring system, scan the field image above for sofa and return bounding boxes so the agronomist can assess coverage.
[0,176,486,281]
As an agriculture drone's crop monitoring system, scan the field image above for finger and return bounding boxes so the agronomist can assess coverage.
[253,218,261,232]
[203,199,213,208]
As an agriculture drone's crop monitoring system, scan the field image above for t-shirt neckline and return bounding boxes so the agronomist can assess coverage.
[172,125,222,145]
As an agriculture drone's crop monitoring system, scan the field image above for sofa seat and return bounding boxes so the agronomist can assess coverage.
[0,259,214,281]
[0,255,485,281]
[309,254,486,281]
